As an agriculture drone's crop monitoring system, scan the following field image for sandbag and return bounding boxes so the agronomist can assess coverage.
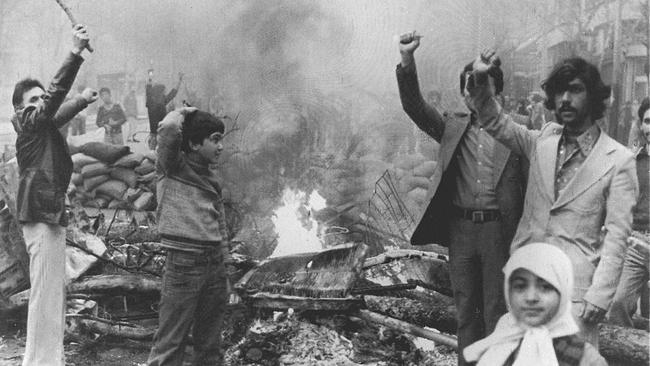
[134,159,155,175]
[122,188,143,202]
[71,172,83,186]
[113,153,144,169]
[108,199,132,210]
[407,187,428,203]
[71,153,99,173]
[412,161,437,178]
[110,167,138,188]
[133,192,155,211]
[94,180,128,201]
[401,176,431,191]
[80,142,130,164]
[143,151,157,162]
[81,162,111,179]
[138,171,157,183]
[86,196,110,209]
[83,174,110,192]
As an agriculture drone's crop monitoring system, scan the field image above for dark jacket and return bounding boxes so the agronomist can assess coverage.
[146,83,177,134]
[12,52,88,226]
[396,61,528,246]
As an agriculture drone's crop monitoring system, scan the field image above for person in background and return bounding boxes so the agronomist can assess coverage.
[123,88,138,142]
[528,92,546,130]
[472,51,638,347]
[464,243,607,366]
[618,100,634,145]
[96,87,127,145]
[68,85,87,136]
[11,24,97,366]
[146,70,183,150]
[608,97,650,327]
[146,107,230,365]
[396,32,528,365]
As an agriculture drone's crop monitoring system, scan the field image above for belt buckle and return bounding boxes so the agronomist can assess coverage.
[471,211,484,223]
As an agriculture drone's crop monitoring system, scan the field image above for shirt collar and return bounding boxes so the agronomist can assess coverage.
[562,123,600,155]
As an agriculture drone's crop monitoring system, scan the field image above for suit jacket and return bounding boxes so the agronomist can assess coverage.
[477,97,638,310]
[396,62,527,247]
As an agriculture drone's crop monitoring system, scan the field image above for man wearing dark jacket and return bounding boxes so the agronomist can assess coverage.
[146,70,183,150]
[396,32,528,365]
[11,24,97,366]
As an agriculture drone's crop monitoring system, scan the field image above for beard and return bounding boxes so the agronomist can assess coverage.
[555,103,586,128]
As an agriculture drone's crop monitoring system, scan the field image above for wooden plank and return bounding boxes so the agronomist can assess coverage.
[246,292,363,311]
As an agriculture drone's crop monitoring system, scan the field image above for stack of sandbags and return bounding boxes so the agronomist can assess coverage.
[69,142,158,211]
[393,154,437,213]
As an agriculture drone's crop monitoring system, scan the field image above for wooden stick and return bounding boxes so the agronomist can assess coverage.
[357,309,458,349]
[54,0,94,52]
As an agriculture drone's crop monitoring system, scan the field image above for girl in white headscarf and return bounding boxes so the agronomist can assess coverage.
[463,243,607,366]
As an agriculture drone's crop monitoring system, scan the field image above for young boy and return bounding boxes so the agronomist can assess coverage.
[147,107,230,366]
[96,87,127,145]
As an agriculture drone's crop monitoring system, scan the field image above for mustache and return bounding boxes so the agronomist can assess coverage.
[558,104,577,113]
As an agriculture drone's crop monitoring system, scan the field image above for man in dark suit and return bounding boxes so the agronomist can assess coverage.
[396,32,528,365]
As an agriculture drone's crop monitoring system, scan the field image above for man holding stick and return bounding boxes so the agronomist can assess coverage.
[11,24,97,365]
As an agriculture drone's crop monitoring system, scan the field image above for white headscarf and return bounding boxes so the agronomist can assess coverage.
[463,243,580,366]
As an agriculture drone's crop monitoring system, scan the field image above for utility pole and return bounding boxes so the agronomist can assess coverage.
[609,0,623,140]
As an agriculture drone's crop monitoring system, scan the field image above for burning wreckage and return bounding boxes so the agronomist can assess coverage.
[0,142,648,366]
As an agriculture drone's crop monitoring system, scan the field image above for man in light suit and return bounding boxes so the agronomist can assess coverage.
[471,51,638,346]
[396,32,528,365]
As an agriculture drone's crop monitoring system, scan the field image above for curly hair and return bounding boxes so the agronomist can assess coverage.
[542,57,611,120]
[629,97,650,148]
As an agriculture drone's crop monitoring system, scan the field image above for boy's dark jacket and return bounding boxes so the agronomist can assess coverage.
[155,110,229,253]
[12,52,89,226]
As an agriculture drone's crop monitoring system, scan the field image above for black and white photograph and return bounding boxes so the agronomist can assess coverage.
[0,0,648,365]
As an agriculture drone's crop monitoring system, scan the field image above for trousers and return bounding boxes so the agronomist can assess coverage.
[21,222,66,366]
[448,217,509,366]
[147,249,228,366]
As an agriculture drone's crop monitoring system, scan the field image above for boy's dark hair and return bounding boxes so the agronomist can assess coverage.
[181,110,225,153]
[99,87,111,95]
[638,97,650,121]
[542,57,611,120]
[459,58,504,96]
[12,78,44,108]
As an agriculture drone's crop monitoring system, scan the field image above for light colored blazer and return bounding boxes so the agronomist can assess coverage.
[477,98,638,310]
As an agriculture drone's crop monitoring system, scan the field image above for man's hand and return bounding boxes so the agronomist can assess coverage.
[71,24,90,55]
[580,300,607,324]
[466,48,500,111]
[177,106,197,116]
[398,31,421,67]
[80,87,98,104]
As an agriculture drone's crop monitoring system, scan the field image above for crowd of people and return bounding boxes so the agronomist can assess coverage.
[399,30,648,365]
[5,21,649,366]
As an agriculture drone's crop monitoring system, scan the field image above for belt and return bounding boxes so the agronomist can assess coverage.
[452,206,501,223]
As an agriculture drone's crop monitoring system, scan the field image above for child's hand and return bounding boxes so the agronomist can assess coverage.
[580,301,606,323]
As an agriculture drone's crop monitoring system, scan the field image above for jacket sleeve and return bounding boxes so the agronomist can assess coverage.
[156,111,184,174]
[53,96,88,129]
[165,88,178,104]
[477,96,539,160]
[583,153,638,310]
[18,52,84,133]
[96,107,106,127]
[396,62,445,142]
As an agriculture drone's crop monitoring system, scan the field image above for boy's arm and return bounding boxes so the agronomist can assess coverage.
[164,87,178,105]
[156,110,187,174]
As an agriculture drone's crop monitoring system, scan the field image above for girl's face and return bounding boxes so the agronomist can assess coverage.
[508,268,560,327]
